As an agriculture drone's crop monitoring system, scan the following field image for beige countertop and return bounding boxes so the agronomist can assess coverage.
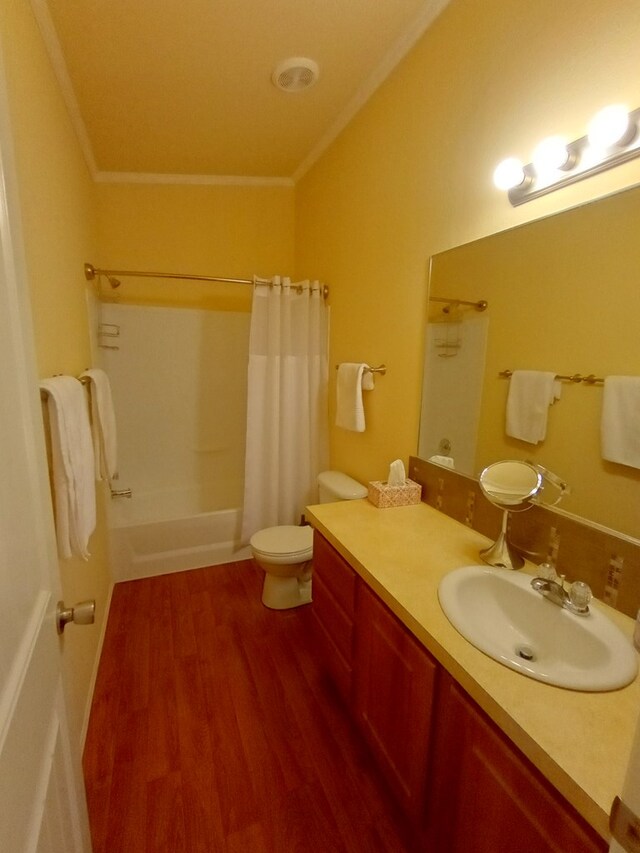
[305,498,640,841]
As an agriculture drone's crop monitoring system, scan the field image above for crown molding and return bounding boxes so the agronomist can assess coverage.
[94,171,294,187]
[292,0,450,182]
[30,0,98,177]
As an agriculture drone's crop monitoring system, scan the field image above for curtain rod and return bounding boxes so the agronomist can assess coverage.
[84,263,329,299]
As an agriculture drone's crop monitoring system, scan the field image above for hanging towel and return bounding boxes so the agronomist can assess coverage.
[601,376,640,469]
[39,376,96,560]
[335,363,374,432]
[80,367,118,482]
[505,370,561,444]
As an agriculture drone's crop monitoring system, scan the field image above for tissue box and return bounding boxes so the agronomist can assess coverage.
[367,478,422,508]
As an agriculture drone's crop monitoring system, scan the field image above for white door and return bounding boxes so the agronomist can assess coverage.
[0,47,91,853]
[610,714,640,852]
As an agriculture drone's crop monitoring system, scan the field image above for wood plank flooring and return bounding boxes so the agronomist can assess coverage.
[83,560,414,852]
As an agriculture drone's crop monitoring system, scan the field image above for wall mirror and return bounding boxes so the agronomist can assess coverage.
[418,184,640,539]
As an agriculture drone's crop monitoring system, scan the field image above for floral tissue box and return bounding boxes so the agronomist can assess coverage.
[367,478,422,508]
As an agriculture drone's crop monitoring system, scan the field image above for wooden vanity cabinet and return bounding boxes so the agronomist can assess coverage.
[310,531,357,703]
[353,583,437,823]
[311,531,608,849]
[425,671,607,853]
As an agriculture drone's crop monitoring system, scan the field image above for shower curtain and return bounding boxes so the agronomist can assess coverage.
[241,277,329,542]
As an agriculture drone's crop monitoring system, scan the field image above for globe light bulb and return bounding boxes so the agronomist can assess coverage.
[493,157,525,191]
[587,105,631,150]
[532,136,570,174]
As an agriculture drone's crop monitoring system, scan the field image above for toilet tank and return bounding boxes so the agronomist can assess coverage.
[317,470,368,503]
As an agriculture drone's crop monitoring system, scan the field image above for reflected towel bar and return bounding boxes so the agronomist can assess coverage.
[430,297,488,312]
[500,370,604,384]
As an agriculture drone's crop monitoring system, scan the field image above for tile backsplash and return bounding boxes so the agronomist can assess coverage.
[408,456,640,619]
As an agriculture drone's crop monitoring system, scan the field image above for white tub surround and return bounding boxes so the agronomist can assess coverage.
[99,302,251,580]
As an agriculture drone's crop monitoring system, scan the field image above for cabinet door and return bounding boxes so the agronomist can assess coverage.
[311,532,357,703]
[354,583,437,822]
[427,672,607,852]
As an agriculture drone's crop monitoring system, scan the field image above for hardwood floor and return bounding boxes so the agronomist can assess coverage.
[83,561,414,852]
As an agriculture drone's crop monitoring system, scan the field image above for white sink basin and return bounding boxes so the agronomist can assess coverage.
[438,565,638,691]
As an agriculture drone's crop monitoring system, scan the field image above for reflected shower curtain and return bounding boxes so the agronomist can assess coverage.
[241,277,329,542]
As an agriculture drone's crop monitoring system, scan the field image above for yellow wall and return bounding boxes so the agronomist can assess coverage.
[296,0,640,490]
[0,0,110,745]
[94,182,295,312]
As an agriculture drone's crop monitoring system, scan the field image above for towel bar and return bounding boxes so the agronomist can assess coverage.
[499,370,603,384]
[335,364,386,375]
[40,373,92,398]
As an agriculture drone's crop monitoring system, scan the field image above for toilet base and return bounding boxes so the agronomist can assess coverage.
[262,574,312,610]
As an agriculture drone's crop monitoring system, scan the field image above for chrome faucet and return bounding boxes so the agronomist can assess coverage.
[530,575,593,616]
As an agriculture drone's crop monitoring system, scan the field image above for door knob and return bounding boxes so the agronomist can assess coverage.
[56,599,95,635]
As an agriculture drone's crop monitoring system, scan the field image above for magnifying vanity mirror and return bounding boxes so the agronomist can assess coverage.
[478,460,568,569]
[479,460,541,507]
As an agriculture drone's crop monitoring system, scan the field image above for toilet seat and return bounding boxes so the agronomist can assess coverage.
[250,525,313,563]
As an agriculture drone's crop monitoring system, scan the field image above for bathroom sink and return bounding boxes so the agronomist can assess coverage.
[438,565,638,691]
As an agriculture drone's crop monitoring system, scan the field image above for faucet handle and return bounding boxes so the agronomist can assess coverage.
[569,581,592,613]
[538,561,558,581]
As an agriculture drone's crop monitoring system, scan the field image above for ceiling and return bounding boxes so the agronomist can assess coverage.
[36,0,449,182]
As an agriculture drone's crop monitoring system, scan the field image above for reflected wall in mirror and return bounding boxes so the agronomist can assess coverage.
[419,184,640,539]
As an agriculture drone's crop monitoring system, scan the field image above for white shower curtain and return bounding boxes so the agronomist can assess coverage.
[241,277,329,542]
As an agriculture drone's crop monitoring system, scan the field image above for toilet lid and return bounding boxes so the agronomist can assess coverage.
[250,525,313,559]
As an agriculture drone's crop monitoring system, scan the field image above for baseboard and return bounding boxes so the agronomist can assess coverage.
[80,580,115,751]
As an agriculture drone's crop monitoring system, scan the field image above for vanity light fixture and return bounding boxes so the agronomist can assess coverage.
[492,157,527,191]
[531,135,572,175]
[494,105,640,206]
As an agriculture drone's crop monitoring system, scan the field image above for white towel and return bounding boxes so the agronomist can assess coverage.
[39,376,96,560]
[428,454,455,469]
[505,370,561,444]
[80,368,118,482]
[335,363,374,432]
[601,376,640,469]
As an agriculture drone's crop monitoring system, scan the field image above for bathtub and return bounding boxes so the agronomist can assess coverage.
[107,486,251,581]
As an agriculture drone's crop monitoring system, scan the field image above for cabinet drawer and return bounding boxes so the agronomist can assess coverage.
[312,569,354,666]
[313,531,356,617]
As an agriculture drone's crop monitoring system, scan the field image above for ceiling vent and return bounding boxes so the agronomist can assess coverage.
[272,57,319,93]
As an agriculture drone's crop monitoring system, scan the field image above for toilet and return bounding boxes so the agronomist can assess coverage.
[250,470,367,610]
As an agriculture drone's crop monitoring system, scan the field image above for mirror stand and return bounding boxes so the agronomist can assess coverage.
[478,460,569,570]
[478,460,543,571]
[480,509,524,570]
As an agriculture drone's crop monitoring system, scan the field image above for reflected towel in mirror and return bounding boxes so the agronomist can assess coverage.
[601,376,640,469]
[505,370,561,444]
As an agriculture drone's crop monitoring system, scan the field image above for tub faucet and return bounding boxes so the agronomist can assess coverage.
[531,575,592,616]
